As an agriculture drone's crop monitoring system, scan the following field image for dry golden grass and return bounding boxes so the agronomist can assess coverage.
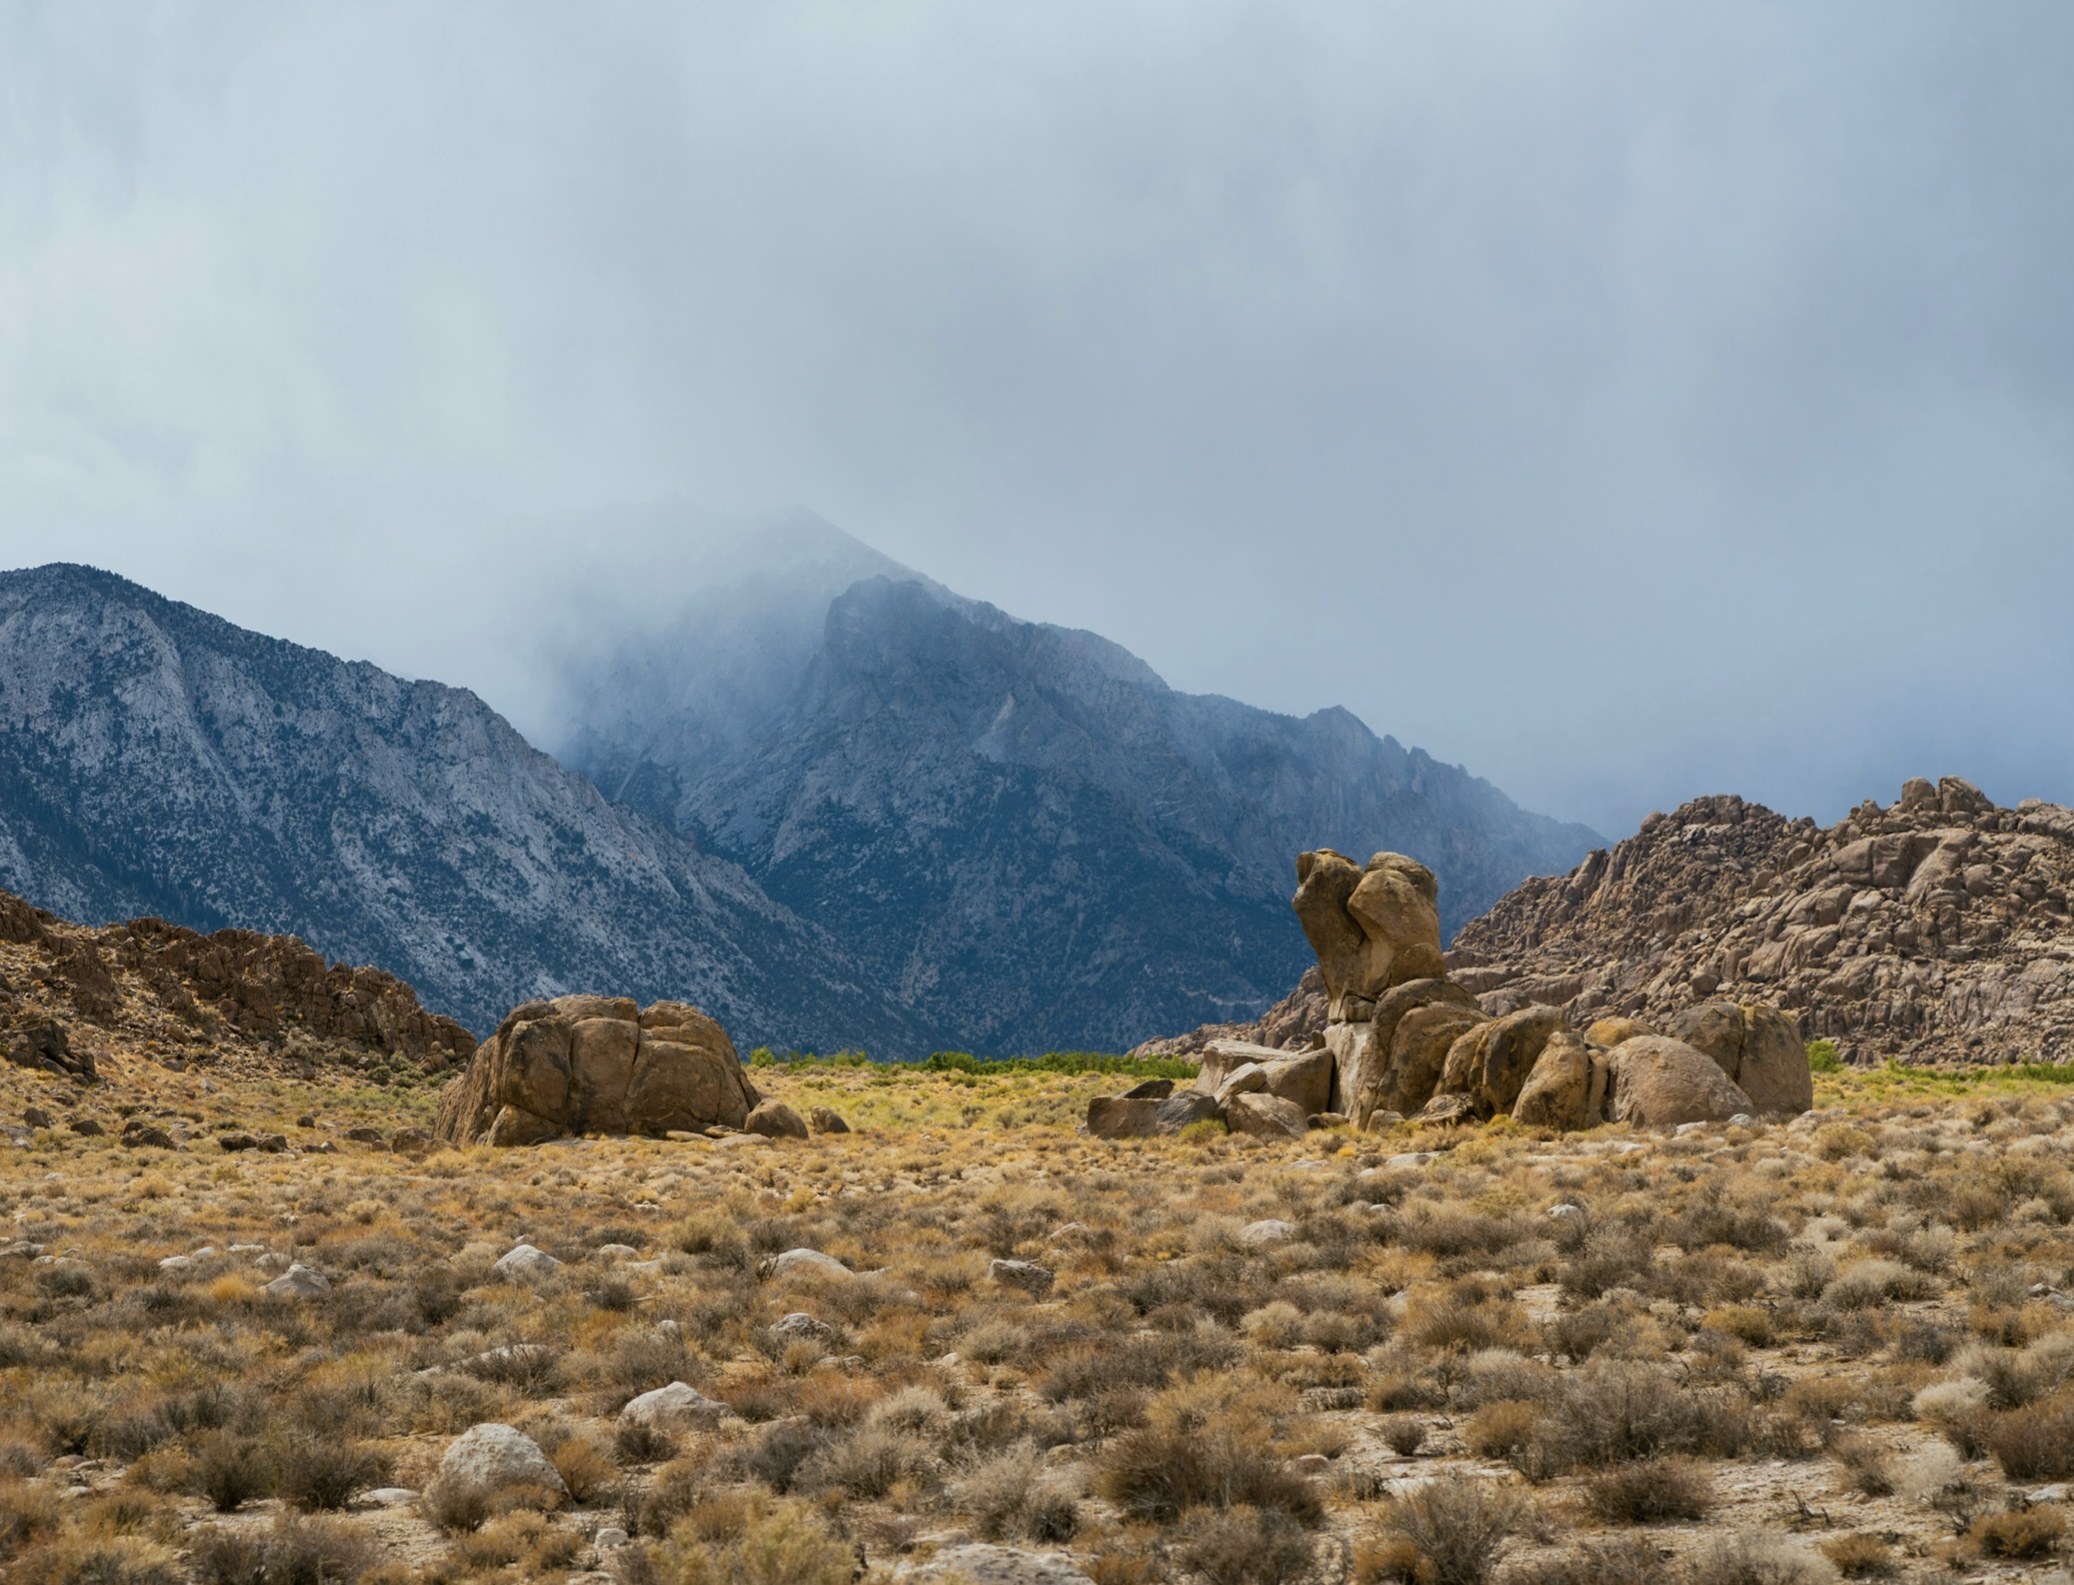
[4,1047,2074,1583]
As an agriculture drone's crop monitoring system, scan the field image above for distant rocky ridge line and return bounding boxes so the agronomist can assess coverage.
[1453,776,2074,1066]
[0,882,474,1085]
[1146,776,2074,1068]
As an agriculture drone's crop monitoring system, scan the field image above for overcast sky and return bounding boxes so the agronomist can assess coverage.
[3,2,2071,840]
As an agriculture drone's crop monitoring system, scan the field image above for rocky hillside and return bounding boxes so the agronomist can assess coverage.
[0,882,473,1089]
[0,565,935,1054]
[1449,776,2074,1065]
[562,561,1599,1052]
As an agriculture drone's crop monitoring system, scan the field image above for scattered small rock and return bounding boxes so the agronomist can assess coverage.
[808,1105,851,1134]
[22,1106,51,1129]
[343,1126,385,1145]
[360,1487,419,1508]
[66,1118,103,1137]
[1238,1219,1297,1248]
[217,1132,259,1152]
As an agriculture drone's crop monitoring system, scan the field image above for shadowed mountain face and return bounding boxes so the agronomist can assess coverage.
[0,564,934,1052]
[564,567,1601,1052]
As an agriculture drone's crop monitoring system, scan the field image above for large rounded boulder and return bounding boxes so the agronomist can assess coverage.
[1606,1036,1755,1129]
[1665,1000,1813,1116]
[434,996,759,1145]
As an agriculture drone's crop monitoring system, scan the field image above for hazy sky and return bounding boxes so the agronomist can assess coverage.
[4,3,2071,840]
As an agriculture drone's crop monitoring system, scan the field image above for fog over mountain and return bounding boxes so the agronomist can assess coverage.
[5,7,2071,842]
[554,517,1599,1050]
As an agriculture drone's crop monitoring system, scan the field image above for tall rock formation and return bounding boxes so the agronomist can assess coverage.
[0,564,934,1053]
[1451,778,2074,1066]
[560,562,1599,1052]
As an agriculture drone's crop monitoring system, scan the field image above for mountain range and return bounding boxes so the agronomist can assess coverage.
[0,526,1599,1052]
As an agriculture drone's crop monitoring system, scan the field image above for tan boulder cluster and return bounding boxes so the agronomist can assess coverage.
[1093,847,1815,1139]
[433,994,827,1146]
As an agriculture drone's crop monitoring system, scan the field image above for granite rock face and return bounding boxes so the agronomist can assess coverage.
[1451,780,2074,1066]
[0,564,933,1054]
[434,996,760,1145]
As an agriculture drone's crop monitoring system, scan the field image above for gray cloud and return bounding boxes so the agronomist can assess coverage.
[2,2,2070,839]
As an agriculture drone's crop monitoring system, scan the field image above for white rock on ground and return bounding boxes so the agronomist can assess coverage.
[619,1382,732,1432]
[263,1264,330,1299]
[767,1247,851,1278]
[436,1423,569,1501]
[1238,1219,1296,1248]
[492,1243,564,1279]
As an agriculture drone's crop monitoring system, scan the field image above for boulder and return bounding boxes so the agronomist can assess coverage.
[807,1105,852,1134]
[434,997,760,1145]
[1376,999,1488,1123]
[1238,1219,1296,1247]
[1587,1017,1656,1049]
[1118,1078,1174,1100]
[1214,1062,1269,1104]
[1510,1031,1593,1130]
[492,1243,564,1281]
[1665,1001,1813,1116]
[435,1423,568,1506]
[1089,1091,1222,1138]
[1194,1041,1286,1095]
[744,1101,809,1140]
[620,1382,731,1432]
[1607,1037,1756,1129]
[766,1248,852,1280]
[1224,1092,1308,1140]
[989,1258,1055,1295]
[1261,1045,1336,1116]
[1087,1096,1161,1139]
[1293,850,1446,1015]
[768,1313,836,1345]
[1439,1004,1565,1116]
[263,1264,331,1300]
[1154,1091,1224,1132]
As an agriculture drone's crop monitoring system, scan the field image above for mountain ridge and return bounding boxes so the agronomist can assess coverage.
[563,564,1601,1051]
[0,562,935,1053]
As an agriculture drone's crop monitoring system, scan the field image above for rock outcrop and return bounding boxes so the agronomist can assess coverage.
[1451,779,2074,1066]
[1101,843,1816,1138]
[434,996,759,1145]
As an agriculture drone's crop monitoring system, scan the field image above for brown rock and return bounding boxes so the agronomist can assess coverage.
[1511,1031,1593,1130]
[1293,850,1445,1014]
[1087,1096,1162,1139]
[1119,1078,1174,1100]
[1261,1045,1336,1116]
[1474,1005,1568,1114]
[1224,1092,1308,1140]
[1586,1017,1656,1049]
[1377,1001,1489,1123]
[1665,1001,1812,1116]
[1194,1040,1286,1096]
[1327,976,1483,1127]
[745,1100,809,1140]
[808,1106,851,1134]
[1155,1091,1224,1132]
[435,998,758,1145]
[1606,1036,1754,1128]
